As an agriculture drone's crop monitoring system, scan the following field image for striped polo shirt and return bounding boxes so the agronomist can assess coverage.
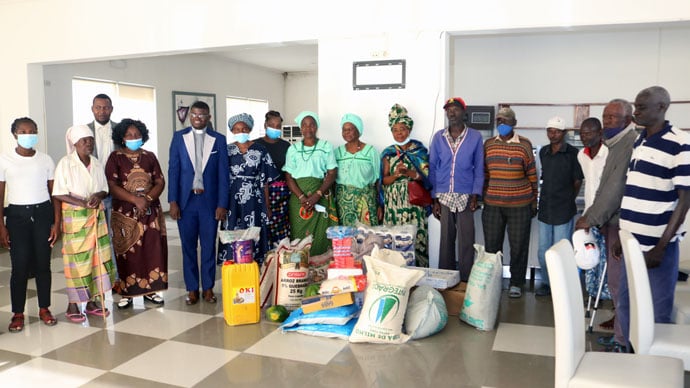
[483,134,538,207]
[620,122,690,251]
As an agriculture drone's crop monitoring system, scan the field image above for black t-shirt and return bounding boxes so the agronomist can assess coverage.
[255,137,291,181]
[538,142,584,224]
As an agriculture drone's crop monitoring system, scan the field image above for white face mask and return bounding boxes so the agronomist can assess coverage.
[393,138,411,147]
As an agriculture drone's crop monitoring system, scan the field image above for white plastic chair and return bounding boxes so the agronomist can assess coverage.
[620,229,690,370]
[546,239,683,388]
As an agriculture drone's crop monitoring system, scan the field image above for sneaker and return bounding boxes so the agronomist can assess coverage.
[509,286,522,298]
[535,285,551,297]
[597,335,616,347]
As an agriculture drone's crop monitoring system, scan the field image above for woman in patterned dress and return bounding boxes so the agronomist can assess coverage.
[106,119,167,309]
[334,113,381,226]
[254,111,291,246]
[380,104,431,267]
[225,113,279,264]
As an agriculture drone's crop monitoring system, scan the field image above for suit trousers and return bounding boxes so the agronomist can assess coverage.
[482,204,532,287]
[438,203,475,281]
[6,201,54,313]
[601,223,626,344]
[178,194,219,292]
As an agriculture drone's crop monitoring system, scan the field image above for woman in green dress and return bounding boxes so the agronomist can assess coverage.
[283,111,338,256]
[334,113,381,226]
[380,104,430,267]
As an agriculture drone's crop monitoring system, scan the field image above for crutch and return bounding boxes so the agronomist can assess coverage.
[586,259,607,333]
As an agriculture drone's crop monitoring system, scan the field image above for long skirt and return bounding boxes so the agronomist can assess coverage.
[267,181,291,246]
[288,177,338,256]
[61,203,115,303]
[383,180,429,267]
[112,202,168,297]
[335,184,379,227]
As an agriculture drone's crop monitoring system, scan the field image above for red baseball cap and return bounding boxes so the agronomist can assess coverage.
[443,97,467,110]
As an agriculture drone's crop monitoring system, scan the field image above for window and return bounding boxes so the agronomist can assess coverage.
[72,78,158,154]
[226,96,269,140]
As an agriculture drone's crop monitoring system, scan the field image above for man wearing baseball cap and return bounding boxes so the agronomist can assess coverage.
[429,97,484,281]
[535,116,583,297]
[482,107,538,298]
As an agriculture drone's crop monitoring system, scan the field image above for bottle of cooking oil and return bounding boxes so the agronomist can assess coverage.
[222,261,260,326]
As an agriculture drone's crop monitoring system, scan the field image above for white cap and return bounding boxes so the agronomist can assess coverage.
[546,116,566,130]
[572,229,600,270]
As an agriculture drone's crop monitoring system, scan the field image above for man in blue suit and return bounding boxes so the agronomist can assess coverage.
[168,101,229,305]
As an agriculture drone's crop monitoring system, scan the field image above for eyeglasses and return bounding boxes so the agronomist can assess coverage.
[190,113,210,119]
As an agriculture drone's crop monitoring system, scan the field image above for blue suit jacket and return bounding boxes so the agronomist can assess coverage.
[168,126,229,211]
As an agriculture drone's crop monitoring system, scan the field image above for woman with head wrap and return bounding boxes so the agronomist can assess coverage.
[334,113,381,226]
[222,113,279,264]
[283,111,338,256]
[105,119,168,309]
[0,117,60,332]
[53,125,115,322]
[381,104,431,267]
[255,111,291,245]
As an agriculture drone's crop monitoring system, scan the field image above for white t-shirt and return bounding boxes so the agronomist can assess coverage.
[577,144,609,212]
[53,152,108,198]
[0,150,55,205]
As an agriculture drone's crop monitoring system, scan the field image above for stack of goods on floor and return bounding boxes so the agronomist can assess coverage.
[259,236,314,315]
[354,223,417,266]
[220,226,263,326]
[280,226,365,339]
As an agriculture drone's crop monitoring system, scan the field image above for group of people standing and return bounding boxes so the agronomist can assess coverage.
[4,85,687,352]
[1,93,168,332]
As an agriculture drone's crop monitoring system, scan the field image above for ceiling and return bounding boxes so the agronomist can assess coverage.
[208,42,318,73]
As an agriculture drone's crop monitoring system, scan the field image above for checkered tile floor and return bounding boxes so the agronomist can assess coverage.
[0,217,684,387]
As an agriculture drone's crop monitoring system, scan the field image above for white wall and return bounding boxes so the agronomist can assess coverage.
[43,53,285,210]
[452,26,690,147]
[284,72,319,124]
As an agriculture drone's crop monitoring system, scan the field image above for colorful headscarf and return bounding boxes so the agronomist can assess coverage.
[228,113,254,131]
[295,111,320,128]
[388,103,414,130]
[340,113,363,136]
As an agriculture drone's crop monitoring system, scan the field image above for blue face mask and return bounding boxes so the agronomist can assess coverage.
[497,124,513,136]
[125,138,143,151]
[17,134,39,149]
[266,127,282,140]
[234,133,250,144]
[393,137,411,147]
[603,126,624,140]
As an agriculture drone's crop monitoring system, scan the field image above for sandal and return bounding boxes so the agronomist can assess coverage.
[117,297,132,309]
[509,286,522,298]
[85,306,110,317]
[66,312,86,323]
[8,313,24,332]
[39,308,58,326]
[143,293,164,305]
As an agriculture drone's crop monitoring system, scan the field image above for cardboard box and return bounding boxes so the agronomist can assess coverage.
[441,282,467,316]
[408,267,460,290]
[301,292,354,314]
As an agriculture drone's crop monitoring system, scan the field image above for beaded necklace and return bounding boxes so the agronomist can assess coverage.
[301,139,319,161]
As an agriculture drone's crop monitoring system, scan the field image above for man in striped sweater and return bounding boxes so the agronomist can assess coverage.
[482,107,538,298]
[617,86,690,351]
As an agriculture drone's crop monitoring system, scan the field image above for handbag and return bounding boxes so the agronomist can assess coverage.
[400,151,433,207]
[408,180,433,207]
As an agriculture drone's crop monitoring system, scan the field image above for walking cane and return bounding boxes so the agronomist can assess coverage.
[93,204,108,325]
